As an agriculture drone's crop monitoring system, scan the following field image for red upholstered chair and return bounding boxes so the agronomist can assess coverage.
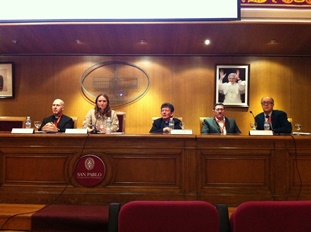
[118,201,226,232]
[230,201,311,232]
[116,112,126,133]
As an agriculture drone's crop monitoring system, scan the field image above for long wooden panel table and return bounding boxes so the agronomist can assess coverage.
[0,132,310,206]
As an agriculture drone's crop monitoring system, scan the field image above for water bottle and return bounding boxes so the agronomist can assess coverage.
[264,121,270,130]
[169,118,174,131]
[25,116,31,128]
[106,117,112,134]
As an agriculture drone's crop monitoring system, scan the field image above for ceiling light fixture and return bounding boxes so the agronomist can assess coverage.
[76,39,81,44]
[139,39,147,45]
[269,39,277,44]
[204,39,211,45]
[11,39,18,44]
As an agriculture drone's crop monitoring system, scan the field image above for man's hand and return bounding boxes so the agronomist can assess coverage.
[235,69,240,81]
[163,127,171,133]
[42,122,59,132]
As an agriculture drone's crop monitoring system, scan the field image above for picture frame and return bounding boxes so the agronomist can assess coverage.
[215,64,249,107]
[0,62,14,99]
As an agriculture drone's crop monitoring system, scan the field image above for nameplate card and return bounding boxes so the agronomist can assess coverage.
[11,128,34,134]
[65,129,88,134]
[249,130,273,136]
[170,129,193,135]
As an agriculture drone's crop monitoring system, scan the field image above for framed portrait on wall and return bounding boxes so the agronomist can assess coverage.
[215,64,249,107]
[0,62,14,99]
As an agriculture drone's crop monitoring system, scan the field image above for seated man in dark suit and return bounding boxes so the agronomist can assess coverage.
[39,99,74,132]
[255,96,292,134]
[201,103,241,134]
[149,102,182,133]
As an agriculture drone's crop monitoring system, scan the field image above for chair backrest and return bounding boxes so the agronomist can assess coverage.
[118,201,221,232]
[230,201,311,232]
[108,203,121,232]
[0,116,26,131]
[70,116,78,128]
[116,112,126,133]
[199,117,207,133]
[152,117,183,121]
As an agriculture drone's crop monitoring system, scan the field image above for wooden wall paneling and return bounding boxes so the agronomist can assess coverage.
[0,134,311,206]
[122,57,175,134]
[288,58,311,132]
[0,56,311,133]
[196,135,275,205]
[286,137,311,200]
[272,138,292,200]
[172,57,215,134]
[63,134,197,204]
[267,58,292,115]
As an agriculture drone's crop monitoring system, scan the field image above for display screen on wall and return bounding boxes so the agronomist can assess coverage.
[0,0,240,22]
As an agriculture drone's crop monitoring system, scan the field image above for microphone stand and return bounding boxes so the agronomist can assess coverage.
[91,119,99,134]
[250,111,256,122]
[249,111,257,131]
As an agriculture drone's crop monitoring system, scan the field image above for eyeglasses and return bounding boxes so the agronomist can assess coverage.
[261,101,273,105]
[215,108,225,111]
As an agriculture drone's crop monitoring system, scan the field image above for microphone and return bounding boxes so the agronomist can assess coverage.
[91,108,101,134]
[250,111,255,121]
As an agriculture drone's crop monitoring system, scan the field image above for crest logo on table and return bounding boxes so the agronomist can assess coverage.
[74,154,105,187]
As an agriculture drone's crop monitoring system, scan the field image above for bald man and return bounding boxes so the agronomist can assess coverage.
[39,99,74,132]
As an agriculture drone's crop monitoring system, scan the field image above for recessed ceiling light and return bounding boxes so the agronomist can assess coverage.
[11,39,18,44]
[139,39,147,45]
[269,39,277,44]
[204,39,211,45]
[76,39,82,44]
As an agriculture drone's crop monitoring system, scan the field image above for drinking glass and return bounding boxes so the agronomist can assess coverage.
[96,119,105,133]
[179,121,185,130]
[34,120,42,131]
[250,122,257,130]
[295,123,302,131]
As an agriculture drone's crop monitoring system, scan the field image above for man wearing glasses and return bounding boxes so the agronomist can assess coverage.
[201,103,241,134]
[255,96,292,134]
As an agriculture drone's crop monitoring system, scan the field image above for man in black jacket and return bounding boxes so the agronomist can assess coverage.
[39,99,74,132]
[255,96,292,134]
[149,102,182,133]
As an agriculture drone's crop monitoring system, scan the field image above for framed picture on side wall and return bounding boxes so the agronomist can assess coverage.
[215,64,249,107]
[0,62,14,99]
